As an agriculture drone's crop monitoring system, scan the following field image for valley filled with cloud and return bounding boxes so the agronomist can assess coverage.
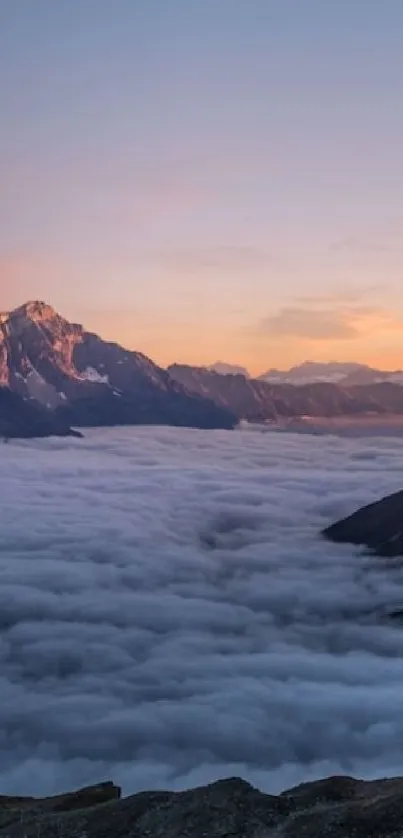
[1,427,403,797]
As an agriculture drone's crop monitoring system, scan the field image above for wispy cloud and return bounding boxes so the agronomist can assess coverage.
[260,303,403,342]
[261,307,357,340]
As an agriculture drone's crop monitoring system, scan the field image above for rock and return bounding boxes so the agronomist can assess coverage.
[0,302,236,432]
[0,782,120,814]
[0,387,82,440]
[2,775,403,838]
[169,363,403,425]
[323,490,403,556]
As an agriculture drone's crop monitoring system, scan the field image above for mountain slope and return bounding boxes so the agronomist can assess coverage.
[0,302,236,431]
[168,364,403,423]
[0,387,81,439]
[323,489,403,556]
[169,365,280,421]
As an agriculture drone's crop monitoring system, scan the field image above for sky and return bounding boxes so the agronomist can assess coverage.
[1,0,403,374]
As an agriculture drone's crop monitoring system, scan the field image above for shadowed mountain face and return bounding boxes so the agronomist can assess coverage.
[323,490,403,557]
[0,303,236,434]
[169,364,403,423]
[0,387,82,439]
[2,775,403,838]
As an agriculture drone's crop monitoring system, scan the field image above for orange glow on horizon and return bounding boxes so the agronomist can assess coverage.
[80,310,403,377]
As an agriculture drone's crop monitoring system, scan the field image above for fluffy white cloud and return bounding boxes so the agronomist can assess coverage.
[1,427,403,798]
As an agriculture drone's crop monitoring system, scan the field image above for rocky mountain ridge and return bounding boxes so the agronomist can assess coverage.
[1,774,403,838]
[209,360,251,377]
[169,363,403,424]
[4,301,403,438]
[0,302,236,437]
[259,360,403,386]
[208,359,403,386]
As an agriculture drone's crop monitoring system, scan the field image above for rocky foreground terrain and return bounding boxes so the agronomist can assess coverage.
[1,774,403,838]
[323,489,403,557]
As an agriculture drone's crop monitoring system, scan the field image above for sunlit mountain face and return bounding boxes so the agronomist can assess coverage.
[0,302,236,434]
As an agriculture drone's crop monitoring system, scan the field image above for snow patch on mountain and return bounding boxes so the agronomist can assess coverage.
[209,362,250,378]
[80,366,110,384]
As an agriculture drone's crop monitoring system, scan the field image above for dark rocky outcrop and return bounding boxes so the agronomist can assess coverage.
[323,490,403,556]
[56,389,236,431]
[0,781,120,814]
[0,387,82,440]
[2,774,403,838]
[0,302,236,433]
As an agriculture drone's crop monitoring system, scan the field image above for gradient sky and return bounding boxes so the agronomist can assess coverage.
[1,1,403,374]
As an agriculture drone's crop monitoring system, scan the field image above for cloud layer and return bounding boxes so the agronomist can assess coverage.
[1,427,403,797]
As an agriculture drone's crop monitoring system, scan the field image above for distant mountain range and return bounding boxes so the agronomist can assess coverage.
[209,359,403,386]
[2,301,403,439]
[258,360,403,386]
[0,302,235,438]
[209,361,251,378]
[169,364,403,425]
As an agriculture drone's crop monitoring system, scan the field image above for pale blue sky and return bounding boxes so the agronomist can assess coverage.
[1,1,402,371]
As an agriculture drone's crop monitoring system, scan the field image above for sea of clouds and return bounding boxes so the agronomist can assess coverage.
[1,426,403,797]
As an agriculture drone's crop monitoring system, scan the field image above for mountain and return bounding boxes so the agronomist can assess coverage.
[0,387,82,440]
[2,774,403,838]
[209,361,250,377]
[169,364,280,421]
[0,302,236,434]
[168,364,403,423]
[5,302,403,437]
[259,360,403,386]
[260,361,368,384]
[323,489,403,557]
